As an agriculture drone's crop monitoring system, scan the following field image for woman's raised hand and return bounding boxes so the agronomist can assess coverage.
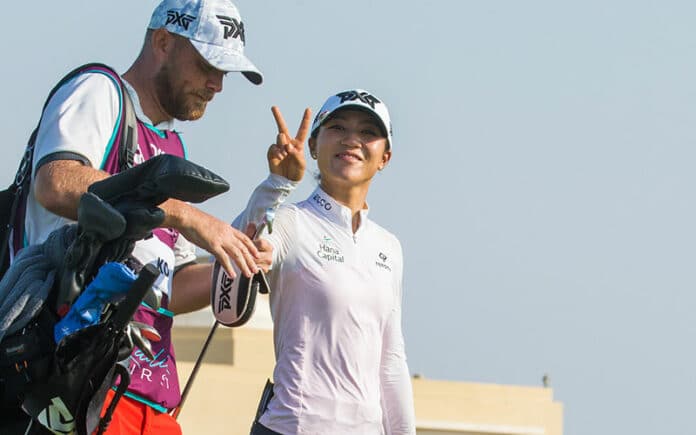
[267,106,312,182]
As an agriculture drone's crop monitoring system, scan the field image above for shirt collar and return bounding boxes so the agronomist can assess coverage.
[121,78,177,132]
[307,186,370,232]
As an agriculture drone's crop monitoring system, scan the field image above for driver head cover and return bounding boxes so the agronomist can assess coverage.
[211,261,268,327]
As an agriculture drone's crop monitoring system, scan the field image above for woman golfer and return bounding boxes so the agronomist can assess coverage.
[234,89,416,435]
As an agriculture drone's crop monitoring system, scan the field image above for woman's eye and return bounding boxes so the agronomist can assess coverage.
[328,124,344,131]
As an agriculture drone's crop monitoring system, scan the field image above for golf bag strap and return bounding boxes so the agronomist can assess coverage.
[95,363,130,435]
[118,75,137,172]
[1,63,137,270]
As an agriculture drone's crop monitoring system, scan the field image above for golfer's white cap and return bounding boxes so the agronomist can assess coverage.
[311,89,393,148]
[148,0,263,85]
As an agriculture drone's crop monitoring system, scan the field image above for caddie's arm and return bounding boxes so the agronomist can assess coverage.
[35,161,110,220]
[35,160,261,280]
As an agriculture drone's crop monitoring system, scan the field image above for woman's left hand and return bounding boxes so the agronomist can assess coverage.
[245,222,274,273]
[253,237,273,273]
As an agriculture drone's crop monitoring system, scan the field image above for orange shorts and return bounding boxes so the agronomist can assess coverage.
[95,389,182,435]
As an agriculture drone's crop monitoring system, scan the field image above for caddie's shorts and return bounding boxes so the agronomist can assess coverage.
[96,389,182,435]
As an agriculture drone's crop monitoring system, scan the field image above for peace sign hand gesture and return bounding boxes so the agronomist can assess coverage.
[267,106,312,182]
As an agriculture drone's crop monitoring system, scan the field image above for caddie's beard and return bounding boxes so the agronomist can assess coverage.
[155,64,209,121]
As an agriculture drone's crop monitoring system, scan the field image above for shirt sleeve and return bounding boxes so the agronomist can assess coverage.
[173,232,197,270]
[262,205,297,271]
[380,238,416,435]
[230,174,299,234]
[32,72,120,175]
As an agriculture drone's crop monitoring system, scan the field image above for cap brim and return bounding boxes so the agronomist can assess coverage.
[190,40,263,85]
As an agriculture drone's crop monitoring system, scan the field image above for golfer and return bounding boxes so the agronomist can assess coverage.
[235,89,416,435]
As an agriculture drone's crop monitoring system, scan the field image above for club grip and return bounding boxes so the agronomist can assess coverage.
[111,263,160,330]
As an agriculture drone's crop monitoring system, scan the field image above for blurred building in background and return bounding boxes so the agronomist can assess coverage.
[173,295,563,435]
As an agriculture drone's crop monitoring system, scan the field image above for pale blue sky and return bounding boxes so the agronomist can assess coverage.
[2,1,695,434]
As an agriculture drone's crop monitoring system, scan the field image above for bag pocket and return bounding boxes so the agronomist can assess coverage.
[0,317,55,407]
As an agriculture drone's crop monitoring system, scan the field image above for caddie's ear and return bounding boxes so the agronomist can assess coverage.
[150,28,175,60]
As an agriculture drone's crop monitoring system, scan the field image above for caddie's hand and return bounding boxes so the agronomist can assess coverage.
[180,209,260,280]
[267,106,312,182]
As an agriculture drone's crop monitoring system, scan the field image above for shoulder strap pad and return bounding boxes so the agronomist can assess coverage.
[117,81,137,171]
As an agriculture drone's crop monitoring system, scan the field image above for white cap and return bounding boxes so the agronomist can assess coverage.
[311,89,393,148]
[148,0,263,85]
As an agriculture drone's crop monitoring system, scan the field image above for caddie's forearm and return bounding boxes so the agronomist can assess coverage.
[34,160,109,220]
[159,198,200,232]
[170,262,214,315]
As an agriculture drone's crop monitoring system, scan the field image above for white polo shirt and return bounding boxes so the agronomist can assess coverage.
[25,72,194,298]
[237,178,415,435]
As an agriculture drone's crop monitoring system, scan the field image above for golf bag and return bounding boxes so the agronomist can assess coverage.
[0,154,229,434]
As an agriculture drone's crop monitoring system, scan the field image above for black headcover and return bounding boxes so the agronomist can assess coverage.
[55,155,230,314]
[88,153,230,205]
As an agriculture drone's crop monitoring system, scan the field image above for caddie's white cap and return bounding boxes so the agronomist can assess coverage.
[311,89,393,148]
[148,0,263,85]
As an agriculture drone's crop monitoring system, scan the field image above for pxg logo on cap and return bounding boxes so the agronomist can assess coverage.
[165,10,196,30]
[216,14,245,41]
[311,89,393,148]
[336,90,381,109]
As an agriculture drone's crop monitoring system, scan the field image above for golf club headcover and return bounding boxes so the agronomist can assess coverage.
[88,154,230,206]
[54,193,125,315]
[211,260,270,327]
[76,192,127,242]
